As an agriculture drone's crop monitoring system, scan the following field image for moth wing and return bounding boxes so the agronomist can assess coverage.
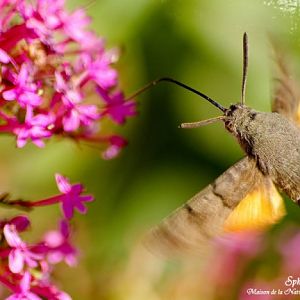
[146,157,285,256]
[223,176,285,232]
[272,48,300,124]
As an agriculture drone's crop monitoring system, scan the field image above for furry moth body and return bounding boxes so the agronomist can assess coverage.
[225,104,300,202]
[145,33,299,254]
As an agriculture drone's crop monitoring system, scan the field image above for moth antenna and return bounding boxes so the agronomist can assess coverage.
[179,116,225,129]
[126,77,226,112]
[241,32,249,105]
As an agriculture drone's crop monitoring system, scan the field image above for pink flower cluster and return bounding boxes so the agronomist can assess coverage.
[0,174,93,299]
[0,0,136,159]
[0,1,134,298]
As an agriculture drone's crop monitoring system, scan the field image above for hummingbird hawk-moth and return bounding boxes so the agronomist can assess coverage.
[143,33,300,254]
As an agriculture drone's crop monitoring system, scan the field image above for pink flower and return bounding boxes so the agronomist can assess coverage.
[2,64,42,108]
[44,220,77,266]
[54,70,83,105]
[54,70,100,131]
[62,9,91,43]
[0,0,135,156]
[6,272,41,300]
[55,174,94,219]
[0,215,30,232]
[97,89,137,124]
[13,107,54,148]
[23,0,64,34]
[62,104,99,132]
[3,224,42,274]
[102,135,127,160]
[77,51,118,90]
[5,174,94,220]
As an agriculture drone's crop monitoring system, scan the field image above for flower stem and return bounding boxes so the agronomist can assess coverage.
[2,195,62,209]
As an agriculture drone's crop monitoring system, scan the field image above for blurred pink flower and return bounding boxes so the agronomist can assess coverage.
[97,88,137,124]
[0,0,135,297]
[0,215,30,232]
[102,135,127,160]
[55,174,94,219]
[208,232,263,287]
[279,230,300,273]
[3,225,42,274]
[2,64,42,108]
[6,272,41,300]
[13,107,55,148]
[0,215,77,299]
[25,174,94,220]
[0,0,136,158]
[62,104,99,132]
[44,220,77,266]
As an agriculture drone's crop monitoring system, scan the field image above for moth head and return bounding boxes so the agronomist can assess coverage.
[223,104,254,134]
[223,103,251,134]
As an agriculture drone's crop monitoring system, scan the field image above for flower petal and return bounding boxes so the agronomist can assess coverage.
[3,89,17,101]
[20,271,31,292]
[44,230,64,247]
[10,215,30,232]
[70,183,83,194]
[79,195,94,203]
[8,248,24,273]
[3,224,23,247]
[0,48,11,63]
[61,198,74,220]
[75,201,87,214]
[55,174,71,194]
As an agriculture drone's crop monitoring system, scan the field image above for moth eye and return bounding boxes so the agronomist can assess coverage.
[229,104,238,113]
[225,105,238,117]
[250,112,257,120]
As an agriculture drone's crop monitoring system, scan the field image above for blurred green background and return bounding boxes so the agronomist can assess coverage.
[1,0,300,299]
